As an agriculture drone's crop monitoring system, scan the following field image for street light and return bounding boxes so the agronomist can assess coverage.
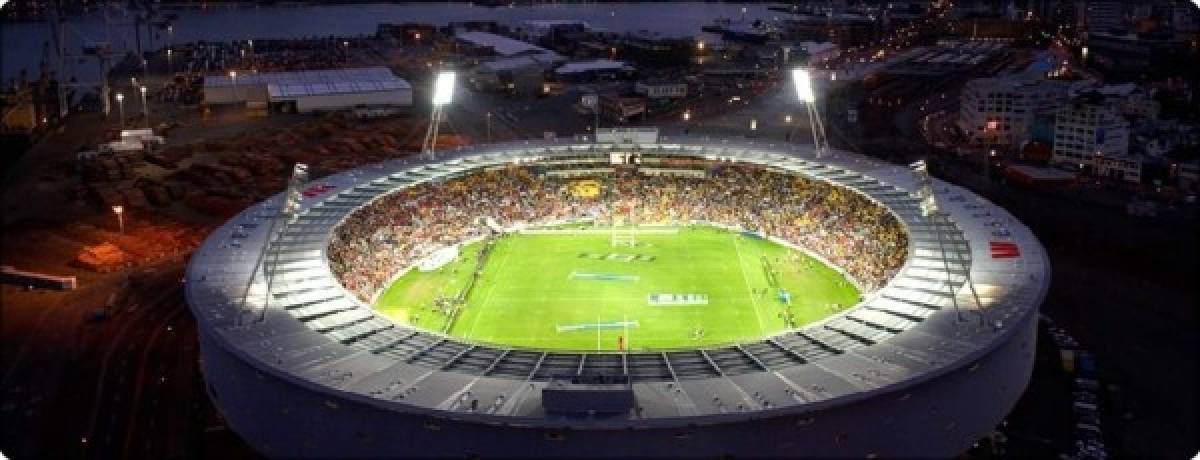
[139,86,150,128]
[115,92,125,127]
[166,48,173,75]
[112,205,125,234]
[682,110,691,121]
[229,70,238,100]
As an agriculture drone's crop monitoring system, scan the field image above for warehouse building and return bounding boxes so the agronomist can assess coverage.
[203,67,413,114]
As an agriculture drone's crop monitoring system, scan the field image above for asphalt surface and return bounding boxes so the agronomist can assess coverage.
[1,263,258,459]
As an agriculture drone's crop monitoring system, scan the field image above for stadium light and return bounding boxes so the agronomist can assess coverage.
[432,71,456,106]
[792,68,815,103]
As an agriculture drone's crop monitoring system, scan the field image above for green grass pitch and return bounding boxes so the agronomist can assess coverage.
[374,225,860,351]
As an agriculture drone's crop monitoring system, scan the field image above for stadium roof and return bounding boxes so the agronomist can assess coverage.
[188,137,1050,421]
[204,67,411,92]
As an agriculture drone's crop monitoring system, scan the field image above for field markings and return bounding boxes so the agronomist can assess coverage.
[464,238,517,340]
[731,234,768,336]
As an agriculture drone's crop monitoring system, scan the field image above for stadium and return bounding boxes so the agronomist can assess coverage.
[185,133,1050,457]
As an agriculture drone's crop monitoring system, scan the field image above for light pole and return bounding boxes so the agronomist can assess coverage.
[139,85,150,128]
[115,92,125,128]
[486,111,492,143]
[112,205,125,234]
[792,68,828,156]
[229,70,238,101]
[422,71,455,159]
[166,48,173,75]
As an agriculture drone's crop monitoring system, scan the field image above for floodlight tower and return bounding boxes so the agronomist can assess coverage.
[792,68,830,158]
[239,163,310,325]
[910,160,993,329]
[422,71,456,160]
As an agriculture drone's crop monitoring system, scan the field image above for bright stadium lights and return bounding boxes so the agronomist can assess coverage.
[792,67,827,157]
[432,71,456,106]
[424,71,457,158]
[792,68,815,103]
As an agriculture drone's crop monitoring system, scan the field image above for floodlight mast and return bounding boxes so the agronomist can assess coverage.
[792,68,829,158]
[239,163,309,325]
[423,71,456,160]
[910,160,994,329]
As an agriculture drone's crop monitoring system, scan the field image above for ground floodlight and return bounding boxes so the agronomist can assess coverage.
[792,68,815,103]
[432,71,456,106]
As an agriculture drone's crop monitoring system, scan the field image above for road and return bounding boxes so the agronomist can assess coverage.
[1,262,257,459]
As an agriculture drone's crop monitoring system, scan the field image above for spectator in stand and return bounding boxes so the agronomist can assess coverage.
[328,164,908,302]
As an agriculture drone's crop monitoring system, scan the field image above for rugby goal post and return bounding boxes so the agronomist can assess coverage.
[611,229,637,247]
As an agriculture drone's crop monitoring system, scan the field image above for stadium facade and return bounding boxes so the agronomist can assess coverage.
[186,138,1050,457]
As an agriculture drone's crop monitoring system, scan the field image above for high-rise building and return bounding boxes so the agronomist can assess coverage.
[959,77,1070,147]
[1052,92,1130,169]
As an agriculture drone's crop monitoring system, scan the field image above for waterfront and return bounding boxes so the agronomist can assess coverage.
[3,2,778,82]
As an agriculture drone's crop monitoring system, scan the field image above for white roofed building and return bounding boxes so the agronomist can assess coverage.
[203,67,413,113]
[635,80,688,99]
[554,59,632,82]
[455,31,563,61]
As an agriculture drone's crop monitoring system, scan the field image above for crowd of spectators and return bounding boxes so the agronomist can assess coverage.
[328,163,908,301]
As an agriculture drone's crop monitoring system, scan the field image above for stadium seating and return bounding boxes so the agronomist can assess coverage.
[327,164,909,303]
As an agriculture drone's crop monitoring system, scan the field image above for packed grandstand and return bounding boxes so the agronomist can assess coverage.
[188,140,1050,458]
[328,161,909,303]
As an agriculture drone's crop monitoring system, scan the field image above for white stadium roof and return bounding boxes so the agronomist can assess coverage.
[186,139,1050,457]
